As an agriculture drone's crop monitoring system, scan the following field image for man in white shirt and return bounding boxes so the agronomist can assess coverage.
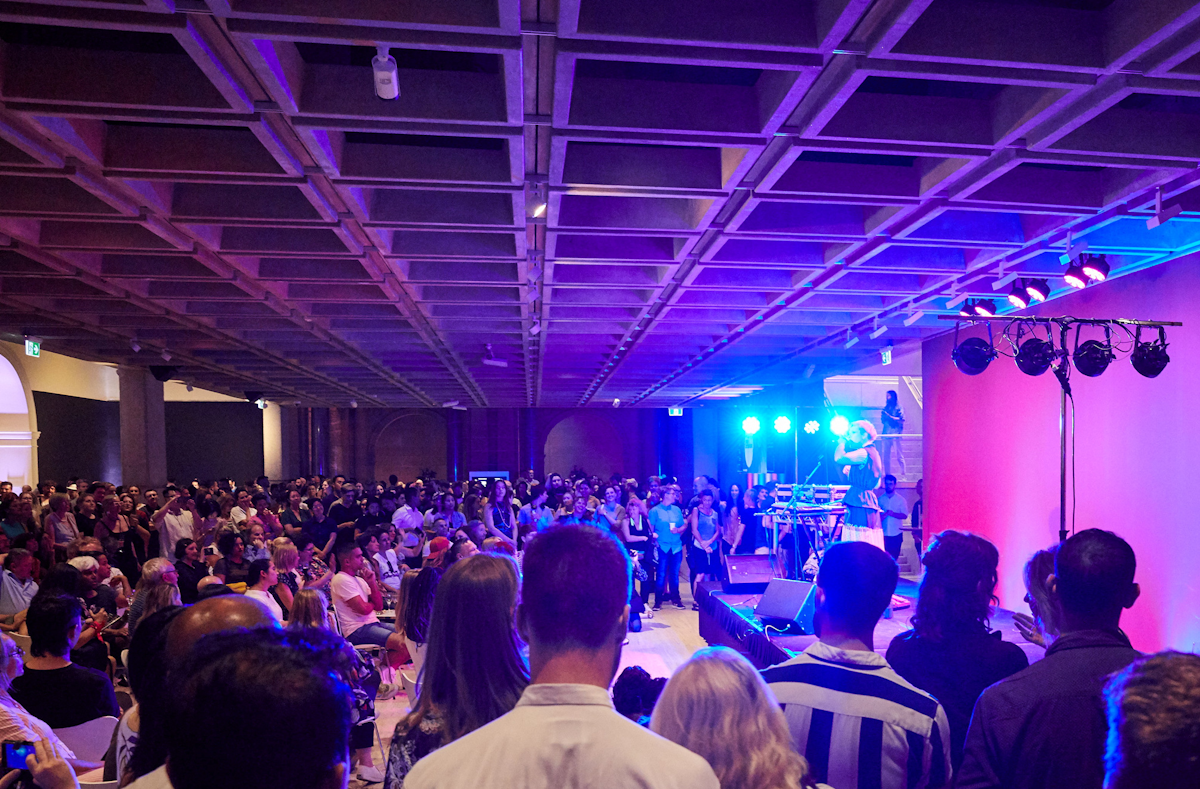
[330,543,403,650]
[392,487,425,532]
[877,474,909,561]
[405,524,719,789]
[152,490,197,560]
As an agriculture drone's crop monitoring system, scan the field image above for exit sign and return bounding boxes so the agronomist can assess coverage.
[24,339,40,358]
[880,345,892,366]
[668,407,683,416]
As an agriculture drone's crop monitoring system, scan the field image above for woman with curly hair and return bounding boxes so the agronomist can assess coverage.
[886,530,1029,770]
[651,646,822,789]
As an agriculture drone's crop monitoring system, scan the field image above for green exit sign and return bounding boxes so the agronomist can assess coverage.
[668,407,683,416]
[24,339,40,358]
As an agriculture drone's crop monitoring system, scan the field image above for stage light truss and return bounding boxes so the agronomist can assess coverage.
[940,316,1181,380]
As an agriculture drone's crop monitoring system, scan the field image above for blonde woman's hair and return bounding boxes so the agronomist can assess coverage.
[289,589,329,630]
[272,540,299,573]
[139,558,175,589]
[651,647,814,789]
[850,419,878,442]
[141,582,180,621]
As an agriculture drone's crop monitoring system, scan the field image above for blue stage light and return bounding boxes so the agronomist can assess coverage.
[830,415,849,436]
[803,420,820,434]
[773,416,792,433]
[742,416,760,435]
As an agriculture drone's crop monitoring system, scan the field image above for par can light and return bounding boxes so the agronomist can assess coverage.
[1026,279,1050,302]
[1064,263,1088,289]
[1072,325,1115,377]
[953,337,997,375]
[829,415,849,437]
[1008,281,1029,309]
[803,420,820,434]
[1082,255,1110,282]
[1131,326,1170,378]
[773,416,792,434]
[742,416,761,435]
[1015,337,1055,376]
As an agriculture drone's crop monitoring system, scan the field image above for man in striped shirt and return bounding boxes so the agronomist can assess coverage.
[763,542,952,789]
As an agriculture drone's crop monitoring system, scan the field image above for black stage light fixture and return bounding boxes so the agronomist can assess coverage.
[1015,337,1055,376]
[952,322,997,376]
[1064,263,1088,289]
[958,299,975,317]
[1008,281,1029,309]
[1026,279,1050,303]
[1131,326,1170,378]
[1072,325,1115,377]
[1082,254,1110,282]
[973,299,997,317]
[244,390,264,403]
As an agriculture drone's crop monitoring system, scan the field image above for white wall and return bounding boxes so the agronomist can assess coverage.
[0,341,240,402]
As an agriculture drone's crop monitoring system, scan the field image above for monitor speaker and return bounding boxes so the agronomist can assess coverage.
[754,578,817,635]
[723,554,777,593]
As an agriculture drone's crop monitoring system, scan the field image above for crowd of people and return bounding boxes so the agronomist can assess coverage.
[0,470,1192,789]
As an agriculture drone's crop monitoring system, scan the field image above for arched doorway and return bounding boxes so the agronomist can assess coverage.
[543,412,623,479]
[0,349,35,489]
[374,412,447,482]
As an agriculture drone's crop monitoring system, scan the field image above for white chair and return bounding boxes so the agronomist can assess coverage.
[399,668,419,712]
[53,716,119,763]
[9,633,31,663]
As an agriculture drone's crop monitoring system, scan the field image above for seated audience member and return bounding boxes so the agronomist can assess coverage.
[290,590,385,784]
[244,559,284,623]
[374,530,403,592]
[127,628,357,789]
[0,548,38,619]
[1013,547,1060,648]
[173,538,208,605]
[959,529,1141,789]
[331,542,404,651]
[270,538,300,613]
[213,531,250,586]
[402,566,441,681]
[1102,651,1200,789]
[293,534,332,590]
[68,555,119,618]
[763,541,951,789]
[127,558,179,635]
[653,646,821,789]
[127,595,279,781]
[0,632,95,774]
[612,666,654,723]
[10,594,119,728]
[886,531,1028,769]
[31,566,107,672]
[422,535,452,569]
[404,524,719,789]
[386,554,529,788]
[110,607,182,782]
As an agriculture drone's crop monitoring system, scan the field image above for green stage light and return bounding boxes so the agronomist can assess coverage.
[830,415,849,436]
[742,416,761,435]
[773,416,792,433]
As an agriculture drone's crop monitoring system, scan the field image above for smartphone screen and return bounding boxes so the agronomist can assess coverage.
[4,741,33,771]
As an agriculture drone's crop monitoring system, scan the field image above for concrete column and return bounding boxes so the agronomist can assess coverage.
[117,366,166,488]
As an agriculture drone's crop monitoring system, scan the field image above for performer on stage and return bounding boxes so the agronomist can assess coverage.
[834,420,885,551]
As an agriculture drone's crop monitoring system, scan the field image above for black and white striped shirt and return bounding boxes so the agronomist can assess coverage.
[763,641,952,789]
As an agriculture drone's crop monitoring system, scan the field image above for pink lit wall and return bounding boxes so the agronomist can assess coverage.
[923,255,1200,653]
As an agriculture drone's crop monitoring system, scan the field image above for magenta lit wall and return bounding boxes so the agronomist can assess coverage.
[923,255,1200,653]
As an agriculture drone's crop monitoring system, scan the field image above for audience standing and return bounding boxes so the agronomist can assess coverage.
[404,525,720,789]
[763,542,951,789]
[650,484,687,611]
[958,528,1141,789]
[1102,651,1200,789]
[653,646,821,789]
[386,554,529,788]
[886,531,1028,769]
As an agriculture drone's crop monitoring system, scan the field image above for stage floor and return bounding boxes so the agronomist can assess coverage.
[693,576,1045,669]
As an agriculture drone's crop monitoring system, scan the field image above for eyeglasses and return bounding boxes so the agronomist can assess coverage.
[5,646,24,658]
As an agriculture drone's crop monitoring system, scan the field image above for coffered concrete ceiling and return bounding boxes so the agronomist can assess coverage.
[1,0,1199,407]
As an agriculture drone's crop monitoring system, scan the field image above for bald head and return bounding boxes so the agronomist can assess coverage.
[166,595,278,661]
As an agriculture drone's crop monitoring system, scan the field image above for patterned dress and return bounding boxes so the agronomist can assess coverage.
[841,442,885,550]
[385,709,446,789]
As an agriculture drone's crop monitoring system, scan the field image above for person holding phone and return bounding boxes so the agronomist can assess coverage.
[0,632,98,778]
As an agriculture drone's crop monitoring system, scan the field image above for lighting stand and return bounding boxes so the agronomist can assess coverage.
[940,315,1181,542]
